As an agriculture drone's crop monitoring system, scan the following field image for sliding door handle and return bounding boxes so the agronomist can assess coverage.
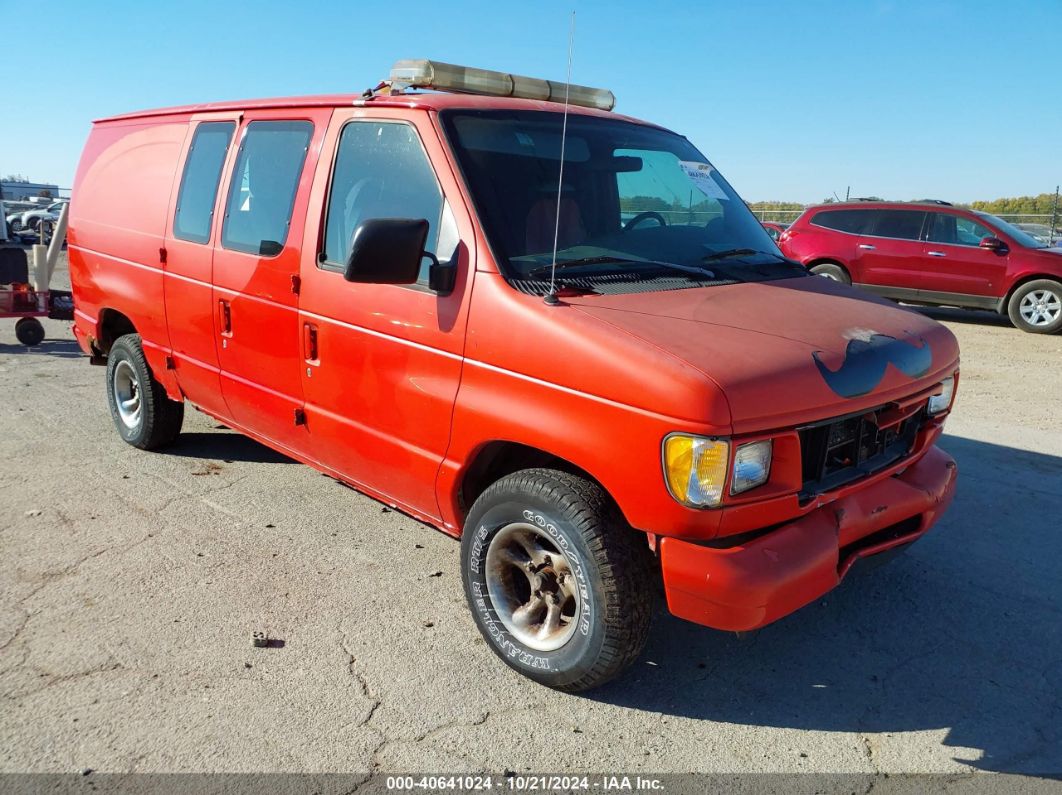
[303,322,319,362]
[858,243,876,250]
[927,251,946,257]
[217,299,232,335]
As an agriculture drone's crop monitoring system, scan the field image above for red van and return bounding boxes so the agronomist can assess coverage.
[780,201,1062,334]
[69,61,959,691]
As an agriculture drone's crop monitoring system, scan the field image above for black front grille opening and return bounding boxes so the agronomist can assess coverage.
[798,409,924,503]
[838,515,923,573]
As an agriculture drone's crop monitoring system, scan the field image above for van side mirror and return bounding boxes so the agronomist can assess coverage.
[344,218,429,285]
[979,236,1007,252]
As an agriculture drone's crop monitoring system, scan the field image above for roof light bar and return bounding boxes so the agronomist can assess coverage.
[389,59,616,111]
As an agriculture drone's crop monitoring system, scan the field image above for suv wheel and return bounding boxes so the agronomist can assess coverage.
[106,334,184,449]
[461,468,653,692]
[809,262,850,284]
[1008,280,1062,334]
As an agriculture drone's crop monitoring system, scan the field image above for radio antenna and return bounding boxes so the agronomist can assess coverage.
[544,11,575,306]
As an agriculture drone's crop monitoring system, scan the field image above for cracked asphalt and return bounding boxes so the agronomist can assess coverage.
[2,257,1061,778]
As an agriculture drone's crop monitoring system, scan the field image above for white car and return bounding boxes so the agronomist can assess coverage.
[5,200,67,235]
[1010,222,1058,246]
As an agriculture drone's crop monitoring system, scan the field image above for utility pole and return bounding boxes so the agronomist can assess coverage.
[845,186,850,202]
[1051,185,1060,243]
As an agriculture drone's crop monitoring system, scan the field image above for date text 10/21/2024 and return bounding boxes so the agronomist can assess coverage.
[385,775,665,791]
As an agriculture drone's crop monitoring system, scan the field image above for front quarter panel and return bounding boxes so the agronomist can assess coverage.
[440,273,732,538]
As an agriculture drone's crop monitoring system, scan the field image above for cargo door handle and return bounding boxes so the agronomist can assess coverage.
[303,322,318,362]
[927,250,946,257]
[218,300,232,335]
[858,244,876,250]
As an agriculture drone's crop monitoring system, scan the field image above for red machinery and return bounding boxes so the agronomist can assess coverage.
[0,246,73,346]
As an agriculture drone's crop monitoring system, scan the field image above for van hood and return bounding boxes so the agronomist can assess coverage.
[566,276,960,433]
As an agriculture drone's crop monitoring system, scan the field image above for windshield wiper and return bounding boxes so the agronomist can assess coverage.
[703,248,771,261]
[529,256,718,280]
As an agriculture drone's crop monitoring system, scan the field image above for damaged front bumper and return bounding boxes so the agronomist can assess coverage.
[658,445,957,631]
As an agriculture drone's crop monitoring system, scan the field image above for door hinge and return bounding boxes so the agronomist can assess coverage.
[159,246,168,265]
[293,407,306,426]
[290,274,301,295]
[165,356,176,370]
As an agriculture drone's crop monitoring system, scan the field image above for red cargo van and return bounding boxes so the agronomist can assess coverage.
[69,61,959,691]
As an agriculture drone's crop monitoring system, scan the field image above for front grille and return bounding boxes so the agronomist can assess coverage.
[798,406,924,501]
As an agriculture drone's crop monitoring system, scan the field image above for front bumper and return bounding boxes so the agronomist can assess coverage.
[659,445,957,631]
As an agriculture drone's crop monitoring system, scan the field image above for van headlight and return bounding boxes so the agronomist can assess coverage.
[927,376,955,415]
[731,440,773,495]
[663,435,729,508]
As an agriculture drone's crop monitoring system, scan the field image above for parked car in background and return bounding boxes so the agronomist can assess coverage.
[760,220,788,241]
[6,200,67,234]
[780,201,1062,334]
[1010,222,1058,246]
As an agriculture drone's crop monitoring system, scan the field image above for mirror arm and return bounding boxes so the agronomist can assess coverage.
[427,252,456,295]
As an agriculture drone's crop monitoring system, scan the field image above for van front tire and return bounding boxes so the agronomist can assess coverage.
[106,334,184,450]
[460,468,653,692]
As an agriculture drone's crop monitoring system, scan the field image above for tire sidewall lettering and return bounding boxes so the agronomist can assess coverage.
[465,504,598,674]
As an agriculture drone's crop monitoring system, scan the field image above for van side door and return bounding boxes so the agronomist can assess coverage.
[211,109,329,455]
[163,113,240,419]
[297,109,476,523]
[853,209,929,297]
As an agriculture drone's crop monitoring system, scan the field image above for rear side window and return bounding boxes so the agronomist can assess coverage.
[322,121,456,283]
[870,210,927,241]
[221,120,313,257]
[810,209,870,234]
[173,122,235,244]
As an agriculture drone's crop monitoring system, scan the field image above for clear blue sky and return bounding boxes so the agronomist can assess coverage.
[2,0,1059,204]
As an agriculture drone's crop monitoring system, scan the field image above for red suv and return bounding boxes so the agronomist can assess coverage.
[780,201,1062,334]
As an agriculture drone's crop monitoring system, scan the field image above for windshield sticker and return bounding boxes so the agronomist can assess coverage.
[679,161,729,201]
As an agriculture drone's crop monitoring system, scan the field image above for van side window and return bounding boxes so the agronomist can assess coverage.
[221,121,313,257]
[810,209,870,234]
[173,122,235,244]
[322,121,452,283]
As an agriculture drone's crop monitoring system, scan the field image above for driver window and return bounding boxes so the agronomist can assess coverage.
[322,121,451,284]
[927,213,993,246]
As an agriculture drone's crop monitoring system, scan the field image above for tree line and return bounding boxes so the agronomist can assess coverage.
[747,193,1059,216]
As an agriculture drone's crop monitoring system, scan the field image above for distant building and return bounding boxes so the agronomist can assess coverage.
[0,180,62,201]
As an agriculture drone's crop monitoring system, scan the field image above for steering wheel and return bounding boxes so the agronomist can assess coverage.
[623,211,668,232]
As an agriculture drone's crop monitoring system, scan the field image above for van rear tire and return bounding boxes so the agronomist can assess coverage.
[106,334,184,450]
[460,468,653,692]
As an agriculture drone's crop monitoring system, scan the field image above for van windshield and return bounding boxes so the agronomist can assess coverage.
[441,110,796,286]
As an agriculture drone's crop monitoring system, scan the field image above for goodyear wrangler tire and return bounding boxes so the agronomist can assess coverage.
[106,334,184,450]
[461,468,653,692]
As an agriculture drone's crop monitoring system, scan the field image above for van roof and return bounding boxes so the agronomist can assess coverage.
[96,91,657,127]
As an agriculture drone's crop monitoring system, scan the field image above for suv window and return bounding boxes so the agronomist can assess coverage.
[810,209,870,234]
[221,120,312,257]
[322,121,456,283]
[927,212,993,246]
[174,121,235,244]
[869,210,927,241]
